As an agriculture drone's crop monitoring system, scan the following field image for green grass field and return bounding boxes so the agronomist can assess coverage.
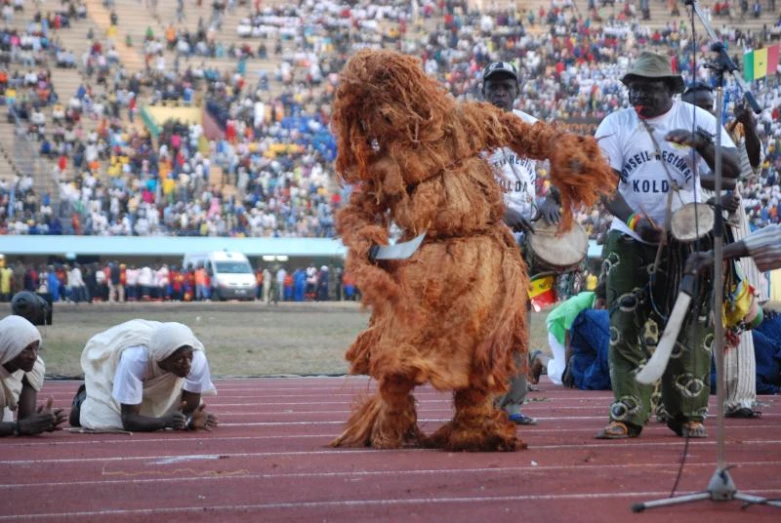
[36,299,780,378]
[40,302,553,378]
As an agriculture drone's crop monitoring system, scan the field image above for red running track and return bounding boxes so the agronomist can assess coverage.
[1,377,780,523]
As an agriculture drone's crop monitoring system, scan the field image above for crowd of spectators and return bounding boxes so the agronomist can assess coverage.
[0,0,779,241]
[0,258,357,304]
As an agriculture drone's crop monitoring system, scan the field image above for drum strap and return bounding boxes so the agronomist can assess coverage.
[650,189,675,276]
[638,118,684,204]
[638,119,682,275]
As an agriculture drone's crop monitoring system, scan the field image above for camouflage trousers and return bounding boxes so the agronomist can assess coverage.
[603,231,713,429]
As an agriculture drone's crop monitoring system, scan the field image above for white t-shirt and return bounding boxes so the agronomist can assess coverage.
[138,267,153,286]
[69,268,84,287]
[488,109,539,219]
[125,269,139,285]
[112,346,213,406]
[596,100,736,243]
[157,267,170,287]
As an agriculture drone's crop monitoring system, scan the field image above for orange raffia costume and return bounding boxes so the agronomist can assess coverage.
[331,50,616,451]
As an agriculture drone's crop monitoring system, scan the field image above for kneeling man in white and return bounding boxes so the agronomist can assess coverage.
[70,320,218,432]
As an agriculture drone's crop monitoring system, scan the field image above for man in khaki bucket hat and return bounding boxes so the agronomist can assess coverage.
[593,51,741,440]
[621,51,685,96]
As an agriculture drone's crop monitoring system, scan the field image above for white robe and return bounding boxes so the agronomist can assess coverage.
[1,357,44,421]
[0,315,44,421]
[79,320,215,430]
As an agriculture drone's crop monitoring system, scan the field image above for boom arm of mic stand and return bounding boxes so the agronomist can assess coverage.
[685,0,763,114]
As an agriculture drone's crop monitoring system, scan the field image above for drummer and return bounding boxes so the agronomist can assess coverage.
[682,82,766,419]
[594,52,740,439]
[482,61,561,426]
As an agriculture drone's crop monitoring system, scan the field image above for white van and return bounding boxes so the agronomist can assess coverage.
[182,251,256,301]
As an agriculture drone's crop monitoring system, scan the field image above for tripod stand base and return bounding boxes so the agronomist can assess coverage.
[631,468,781,512]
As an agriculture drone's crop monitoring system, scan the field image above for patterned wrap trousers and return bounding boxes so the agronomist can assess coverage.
[603,230,714,429]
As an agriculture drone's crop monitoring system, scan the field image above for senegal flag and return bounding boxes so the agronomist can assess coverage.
[744,44,780,81]
[754,48,768,80]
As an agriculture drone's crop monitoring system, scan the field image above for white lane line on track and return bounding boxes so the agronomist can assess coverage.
[201,390,617,397]
[0,434,340,447]
[2,489,781,520]
[150,455,224,465]
[44,392,775,411]
[4,440,781,465]
[2,460,780,489]
[3,422,778,448]
[54,397,772,413]
[212,415,781,426]
[209,404,606,412]
[0,449,409,465]
[41,392,620,401]
[19,418,611,433]
[216,418,781,428]
[220,417,587,426]
[207,410,781,420]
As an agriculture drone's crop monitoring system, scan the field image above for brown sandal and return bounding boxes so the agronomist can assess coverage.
[681,421,708,438]
[595,421,641,439]
[667,419,708,438]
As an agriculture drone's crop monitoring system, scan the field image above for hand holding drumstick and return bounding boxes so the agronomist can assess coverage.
[634,209,663,244]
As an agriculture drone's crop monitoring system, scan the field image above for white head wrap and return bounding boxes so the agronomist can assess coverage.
[149,322,200,362]
[0,315,42,365]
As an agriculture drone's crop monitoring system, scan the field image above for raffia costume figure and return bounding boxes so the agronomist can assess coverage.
[330,50,616,452]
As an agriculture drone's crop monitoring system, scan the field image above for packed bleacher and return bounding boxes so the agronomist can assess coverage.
[0,0,778,240]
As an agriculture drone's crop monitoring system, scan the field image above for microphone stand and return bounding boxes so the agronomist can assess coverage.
[632,0,780,513]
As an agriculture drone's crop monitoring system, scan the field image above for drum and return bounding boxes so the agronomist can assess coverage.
[528,220,588,273]
[655,205,717,317]
[670,202,714,243]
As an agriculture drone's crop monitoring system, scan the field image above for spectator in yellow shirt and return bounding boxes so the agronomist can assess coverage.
[1,265,12,301]
[163,178,176,198]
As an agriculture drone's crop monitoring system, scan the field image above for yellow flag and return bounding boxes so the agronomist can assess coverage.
[754,48,768,80]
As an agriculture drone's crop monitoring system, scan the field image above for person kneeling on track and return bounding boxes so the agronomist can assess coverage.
[70,320,218,432]
[0,316,67,437]
[530,282,607,387]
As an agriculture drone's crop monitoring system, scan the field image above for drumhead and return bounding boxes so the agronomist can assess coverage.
[670,203,714,242]
[529,221,588,269]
